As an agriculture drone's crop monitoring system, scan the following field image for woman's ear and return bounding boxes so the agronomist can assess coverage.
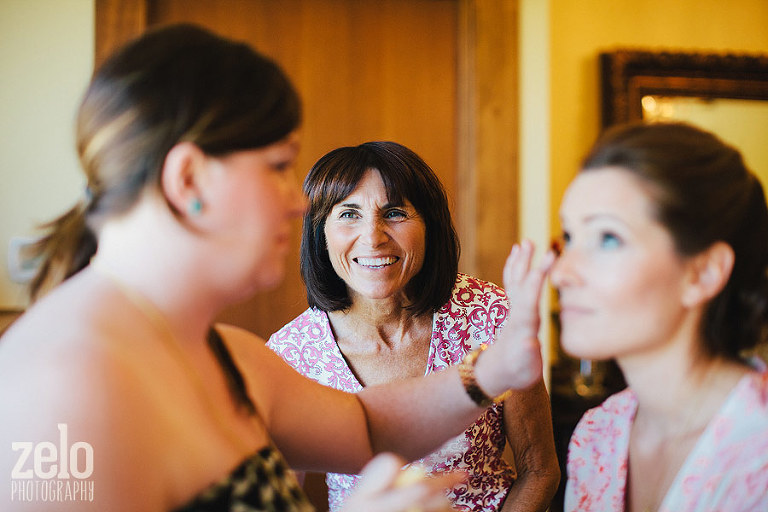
[161,142,207,217]
[681,241,735,307]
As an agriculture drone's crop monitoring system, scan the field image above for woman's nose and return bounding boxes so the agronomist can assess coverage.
[360,217,388,246]
[294,192,308,217]
[549,248,578,288]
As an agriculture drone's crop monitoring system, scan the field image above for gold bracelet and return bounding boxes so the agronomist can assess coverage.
[458,345,497,408]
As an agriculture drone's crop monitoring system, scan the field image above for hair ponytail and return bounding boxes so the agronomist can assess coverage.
[28,201,97,301]
[26,25,299,302]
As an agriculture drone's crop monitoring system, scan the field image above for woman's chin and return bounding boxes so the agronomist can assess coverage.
[231,267,286,303]
[560,335,608,362]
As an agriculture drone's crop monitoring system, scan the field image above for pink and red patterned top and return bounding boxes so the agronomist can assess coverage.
[267,273,515,511]
[565,370,768,511]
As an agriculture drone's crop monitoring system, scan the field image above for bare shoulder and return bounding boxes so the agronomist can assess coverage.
[0,296,169,509]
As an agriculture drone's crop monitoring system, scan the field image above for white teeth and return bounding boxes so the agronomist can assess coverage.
[356,256,397,267]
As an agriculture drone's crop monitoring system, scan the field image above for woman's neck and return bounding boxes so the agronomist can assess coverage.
[328,297,432,351]
[92,202,223,345]
[620,344,747,431]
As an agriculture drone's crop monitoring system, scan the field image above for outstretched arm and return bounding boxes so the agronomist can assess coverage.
[355,240,555,459]
[233,241,554,474]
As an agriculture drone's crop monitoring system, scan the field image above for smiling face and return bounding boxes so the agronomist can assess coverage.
[323,169,426,304]
[551,167,696,362]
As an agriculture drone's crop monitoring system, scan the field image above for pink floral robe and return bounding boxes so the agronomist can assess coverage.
[565,370,768,511]
[267,273,515,511]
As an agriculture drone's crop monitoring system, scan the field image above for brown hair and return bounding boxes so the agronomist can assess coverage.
[581,121,768,358]
[300,141,460,316]
[29,24,301,300]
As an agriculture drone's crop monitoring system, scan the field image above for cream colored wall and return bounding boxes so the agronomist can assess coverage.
[519,0,553,384]
[0,0,94,309]
[549,0,768,235]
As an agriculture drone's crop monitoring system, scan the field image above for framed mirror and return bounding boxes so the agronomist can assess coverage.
[600,49,768,186]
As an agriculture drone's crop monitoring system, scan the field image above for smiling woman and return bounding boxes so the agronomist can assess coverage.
[557,122,768,512]
[323,169,427,305]
[268,141,560,512]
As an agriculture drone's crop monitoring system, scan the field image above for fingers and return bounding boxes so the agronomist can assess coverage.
[503,239,556,292]
[343,454,466,512]
[354,452,406,495]
[494,240,552,389]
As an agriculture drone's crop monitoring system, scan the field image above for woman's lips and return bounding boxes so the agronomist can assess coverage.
[354,256,399,268]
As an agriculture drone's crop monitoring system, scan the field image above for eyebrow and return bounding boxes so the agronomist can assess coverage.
[559,212,625,223]
[336,202,402,209]
[584,213,625,223]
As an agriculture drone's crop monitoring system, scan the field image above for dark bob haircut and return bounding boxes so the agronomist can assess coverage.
[301,141,460,315]
[581,121,768,359]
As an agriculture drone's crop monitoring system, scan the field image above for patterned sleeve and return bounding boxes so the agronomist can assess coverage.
[267,308,360,393]
[433,273,509,361]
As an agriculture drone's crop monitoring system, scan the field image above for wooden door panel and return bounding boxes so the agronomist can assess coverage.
[94,0,520,344]
[101,0,459,338]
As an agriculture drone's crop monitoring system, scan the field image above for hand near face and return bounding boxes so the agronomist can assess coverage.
[494,240,556,390]
[340,453,465,512]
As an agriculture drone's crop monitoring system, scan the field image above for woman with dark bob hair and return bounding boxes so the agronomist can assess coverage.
[0,25,553,511]
[557,122,768,511]
[268,141,560,512]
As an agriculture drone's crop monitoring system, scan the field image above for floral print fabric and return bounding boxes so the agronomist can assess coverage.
[565,371,768,511]
[267,273,515,511]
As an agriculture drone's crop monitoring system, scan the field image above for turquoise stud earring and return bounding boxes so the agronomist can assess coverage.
[189,197,203,215]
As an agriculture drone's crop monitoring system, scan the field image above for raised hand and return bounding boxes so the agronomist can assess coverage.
[503,240,555,343]
[478,240,555,393]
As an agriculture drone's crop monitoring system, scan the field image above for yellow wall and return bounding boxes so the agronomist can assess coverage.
[549,0,768,235]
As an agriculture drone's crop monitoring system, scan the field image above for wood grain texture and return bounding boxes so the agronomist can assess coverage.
[95,0,148,69]
[93,0,520,336]
[96,0,463,341]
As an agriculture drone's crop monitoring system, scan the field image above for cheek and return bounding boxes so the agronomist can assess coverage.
[406,227,427,266]
[323,226,343,260]
[560,271,685,359]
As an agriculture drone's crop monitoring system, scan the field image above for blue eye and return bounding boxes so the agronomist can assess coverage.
[385,209,407,219]
[600,232,622,249]
[561,231,571,247]
[339,210,359,219]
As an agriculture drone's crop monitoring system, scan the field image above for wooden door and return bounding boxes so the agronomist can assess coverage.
[97,0,457,339]
[96,0,519,341]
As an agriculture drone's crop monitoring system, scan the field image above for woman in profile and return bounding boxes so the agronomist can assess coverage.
[555,122,768,511]
[0,24,553,512]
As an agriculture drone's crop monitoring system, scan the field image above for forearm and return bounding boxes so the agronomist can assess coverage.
[500,381,560,512]
[500,467,560,512]
[357,315,544,461]
[356,363,485,460]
